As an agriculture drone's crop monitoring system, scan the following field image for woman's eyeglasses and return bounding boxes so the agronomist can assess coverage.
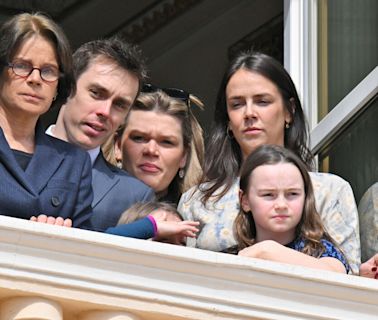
[5,60,62,82]
[141,83,190,105]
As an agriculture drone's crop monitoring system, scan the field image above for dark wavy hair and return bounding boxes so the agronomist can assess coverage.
[0,12,74,105]
[199,51,313,204]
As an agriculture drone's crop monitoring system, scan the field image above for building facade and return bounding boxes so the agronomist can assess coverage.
[0,1,377,318]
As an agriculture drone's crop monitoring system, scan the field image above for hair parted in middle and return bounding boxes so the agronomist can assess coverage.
[199,51,313,204]
[234,144,339,258]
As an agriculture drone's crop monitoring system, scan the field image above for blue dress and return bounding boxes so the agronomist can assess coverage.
[286,237,350,273]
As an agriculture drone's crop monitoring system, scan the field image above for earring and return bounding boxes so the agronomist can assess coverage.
[226,124,234,138]
[116,160,122,168]
[285,122,290,129]
[52,92,58,101]
[178,168,185,179]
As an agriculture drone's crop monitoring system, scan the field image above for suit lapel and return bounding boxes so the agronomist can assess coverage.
[91,153,120,208]
[25,123,65,193]
[0,127,37,194]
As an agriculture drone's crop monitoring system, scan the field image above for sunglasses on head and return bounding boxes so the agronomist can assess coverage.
[141,83,190,105]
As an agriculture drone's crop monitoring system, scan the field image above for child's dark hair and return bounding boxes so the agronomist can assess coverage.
[234,145,343,259]
[117,201,182,225]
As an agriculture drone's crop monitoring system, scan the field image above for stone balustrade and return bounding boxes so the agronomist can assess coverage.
[0,215,376,320]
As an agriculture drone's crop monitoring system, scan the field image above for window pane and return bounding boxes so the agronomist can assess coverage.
[318,97,378,203]
[318,0,378,119]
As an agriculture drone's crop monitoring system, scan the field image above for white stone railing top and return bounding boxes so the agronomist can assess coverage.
[0,215,377,319]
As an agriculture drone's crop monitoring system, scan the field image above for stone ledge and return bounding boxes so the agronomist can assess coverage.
[0,216,376,319]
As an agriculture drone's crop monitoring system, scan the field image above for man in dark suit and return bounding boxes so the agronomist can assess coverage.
[47,37,154,232]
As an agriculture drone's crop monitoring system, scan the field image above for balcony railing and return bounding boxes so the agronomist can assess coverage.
[0,215,377,319]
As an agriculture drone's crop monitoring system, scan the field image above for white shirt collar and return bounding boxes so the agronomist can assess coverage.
[87,147,101,165]
[45,124,55,136]
[46,124,100,166]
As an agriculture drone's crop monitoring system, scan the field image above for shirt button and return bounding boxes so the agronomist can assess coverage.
[51,196,60,207]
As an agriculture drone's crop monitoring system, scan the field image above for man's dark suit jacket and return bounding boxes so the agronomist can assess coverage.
[90,153,155,232]
[0,124,93,228]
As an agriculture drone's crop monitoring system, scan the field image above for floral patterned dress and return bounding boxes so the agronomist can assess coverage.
[178,172,361,274]
[286,237,350,273]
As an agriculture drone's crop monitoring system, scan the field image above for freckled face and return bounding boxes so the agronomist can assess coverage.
[0,35,59,120]
[226,69,292,159]
[116,110,187,194]
[240,162,305,244]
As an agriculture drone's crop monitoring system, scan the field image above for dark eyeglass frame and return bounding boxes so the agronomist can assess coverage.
[141,83,190,105]
[5,61,62,82]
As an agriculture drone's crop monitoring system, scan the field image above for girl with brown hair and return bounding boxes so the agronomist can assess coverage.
[234,145,348,273]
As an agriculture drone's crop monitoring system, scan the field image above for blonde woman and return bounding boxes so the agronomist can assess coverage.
[103,84,205,203]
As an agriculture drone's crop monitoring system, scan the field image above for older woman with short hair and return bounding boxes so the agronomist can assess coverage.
[0,12,92,227]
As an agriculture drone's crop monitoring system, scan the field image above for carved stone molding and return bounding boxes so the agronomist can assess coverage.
[0,215,377,319]
[0,297,62,320]
[0,0,81,17]
[118,0,203,43]
[80,311,141,320]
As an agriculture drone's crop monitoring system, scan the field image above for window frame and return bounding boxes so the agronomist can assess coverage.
[284,0,378,156]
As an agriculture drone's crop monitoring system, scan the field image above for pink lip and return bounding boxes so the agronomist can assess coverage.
[139,163,160,173]
[21,93,43,101]
[272,215,289,220]
[86,121,107,133]
[86,121,105,131]
[83,122,107,137]
[243,127,262,134]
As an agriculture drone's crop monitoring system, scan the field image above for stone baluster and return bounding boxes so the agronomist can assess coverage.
[80,311,142,320]
[0,296,62,320]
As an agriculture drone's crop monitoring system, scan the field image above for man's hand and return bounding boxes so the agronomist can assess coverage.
[30,215,72,227]
[360,254,378,279]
